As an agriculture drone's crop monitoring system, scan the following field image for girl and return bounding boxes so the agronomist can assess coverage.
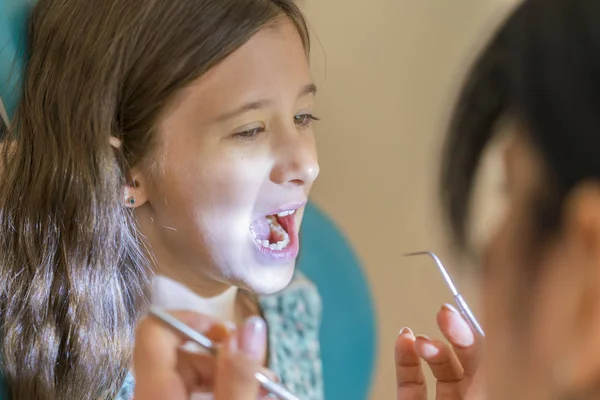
[0,0,322,399]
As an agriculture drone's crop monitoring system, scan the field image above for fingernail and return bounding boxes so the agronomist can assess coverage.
[445,310,475,347]
[442,303,460,315]
[224,321,237,332]
[240,316,267,361]
[398,327,414,337]
[415,338,440,358]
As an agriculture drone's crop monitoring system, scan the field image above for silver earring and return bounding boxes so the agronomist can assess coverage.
[128,197,136,205]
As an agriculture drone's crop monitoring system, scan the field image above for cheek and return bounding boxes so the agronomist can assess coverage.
[528,248,584,374]
[482,219,515,341]
[483,209,522,310]
[146,161,264,253]
[158,149,269,211]
[482,193,532,326]
[481,209,532,393]
[295,206,305,224]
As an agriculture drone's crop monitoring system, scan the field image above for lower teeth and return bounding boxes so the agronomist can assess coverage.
[256,218,290,250]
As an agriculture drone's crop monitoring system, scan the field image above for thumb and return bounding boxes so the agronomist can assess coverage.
[213,317,267,400]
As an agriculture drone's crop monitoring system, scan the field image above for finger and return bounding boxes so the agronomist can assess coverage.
[174,322,233,393]
[414,335,463,382]
[205,322,234,343]
[176,351,216,392]
[395,327,427,400]
[176,322,249,394]
[135,311,216,366]
[238,316,268,363]
[437,304,481,377]
[176,334,272,394]
[133,311,216,400]
[213,335,260,400]
[258,372,281,398]
[414,336,463,400]
[213,317,267,400]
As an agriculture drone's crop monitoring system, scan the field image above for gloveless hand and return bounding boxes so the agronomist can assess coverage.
[395,304,483,400]
[133,311,269,400]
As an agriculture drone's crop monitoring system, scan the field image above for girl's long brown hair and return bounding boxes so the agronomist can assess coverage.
[0,0,309,398]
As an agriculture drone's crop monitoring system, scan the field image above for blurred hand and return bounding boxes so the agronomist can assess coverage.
[395,304,483,400]
[133,311,268,400]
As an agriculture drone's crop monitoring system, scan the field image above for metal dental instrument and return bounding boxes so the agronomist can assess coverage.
[404,251,485,338]
[149,306,300,400]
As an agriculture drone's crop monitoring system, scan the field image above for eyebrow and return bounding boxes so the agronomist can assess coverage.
[216,83,317,122]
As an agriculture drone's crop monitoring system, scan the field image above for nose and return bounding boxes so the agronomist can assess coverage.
[270,128,320,187]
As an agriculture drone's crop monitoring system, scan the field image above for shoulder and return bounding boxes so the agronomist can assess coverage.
[115,373,135,400]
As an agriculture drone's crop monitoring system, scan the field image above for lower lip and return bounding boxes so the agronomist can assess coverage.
[252,215,299,264]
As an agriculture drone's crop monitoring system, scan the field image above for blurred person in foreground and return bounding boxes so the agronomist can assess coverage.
[396,0,600,399]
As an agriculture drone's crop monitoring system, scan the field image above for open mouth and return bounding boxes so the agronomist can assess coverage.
[250,209,296,251]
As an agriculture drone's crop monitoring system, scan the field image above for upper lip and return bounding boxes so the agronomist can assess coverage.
[256,200,307,219]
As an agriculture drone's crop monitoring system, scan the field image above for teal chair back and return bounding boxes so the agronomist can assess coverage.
[0,0,33,121]
[297,202,377,400]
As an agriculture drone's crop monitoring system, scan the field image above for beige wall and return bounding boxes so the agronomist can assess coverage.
[301,1,514,398]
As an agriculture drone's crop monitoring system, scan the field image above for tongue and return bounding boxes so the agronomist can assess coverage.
[249,217,271,240]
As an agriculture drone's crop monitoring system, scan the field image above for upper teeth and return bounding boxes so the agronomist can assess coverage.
[277,210,296,217]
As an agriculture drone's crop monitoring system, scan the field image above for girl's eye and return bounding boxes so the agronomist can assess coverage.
[294,114,320,128]
[232,127,265,141]
[232,114,319,140]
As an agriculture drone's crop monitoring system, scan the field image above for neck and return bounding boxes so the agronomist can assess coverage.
[151,275,239,323]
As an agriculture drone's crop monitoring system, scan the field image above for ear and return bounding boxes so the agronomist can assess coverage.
[122,173,149,209]
[110,136,150,209]
[560,182,600,392]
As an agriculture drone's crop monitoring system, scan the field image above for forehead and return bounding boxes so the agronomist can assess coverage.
[175,19,311,118]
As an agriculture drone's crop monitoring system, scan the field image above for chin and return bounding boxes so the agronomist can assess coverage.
[239,261,296,295]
